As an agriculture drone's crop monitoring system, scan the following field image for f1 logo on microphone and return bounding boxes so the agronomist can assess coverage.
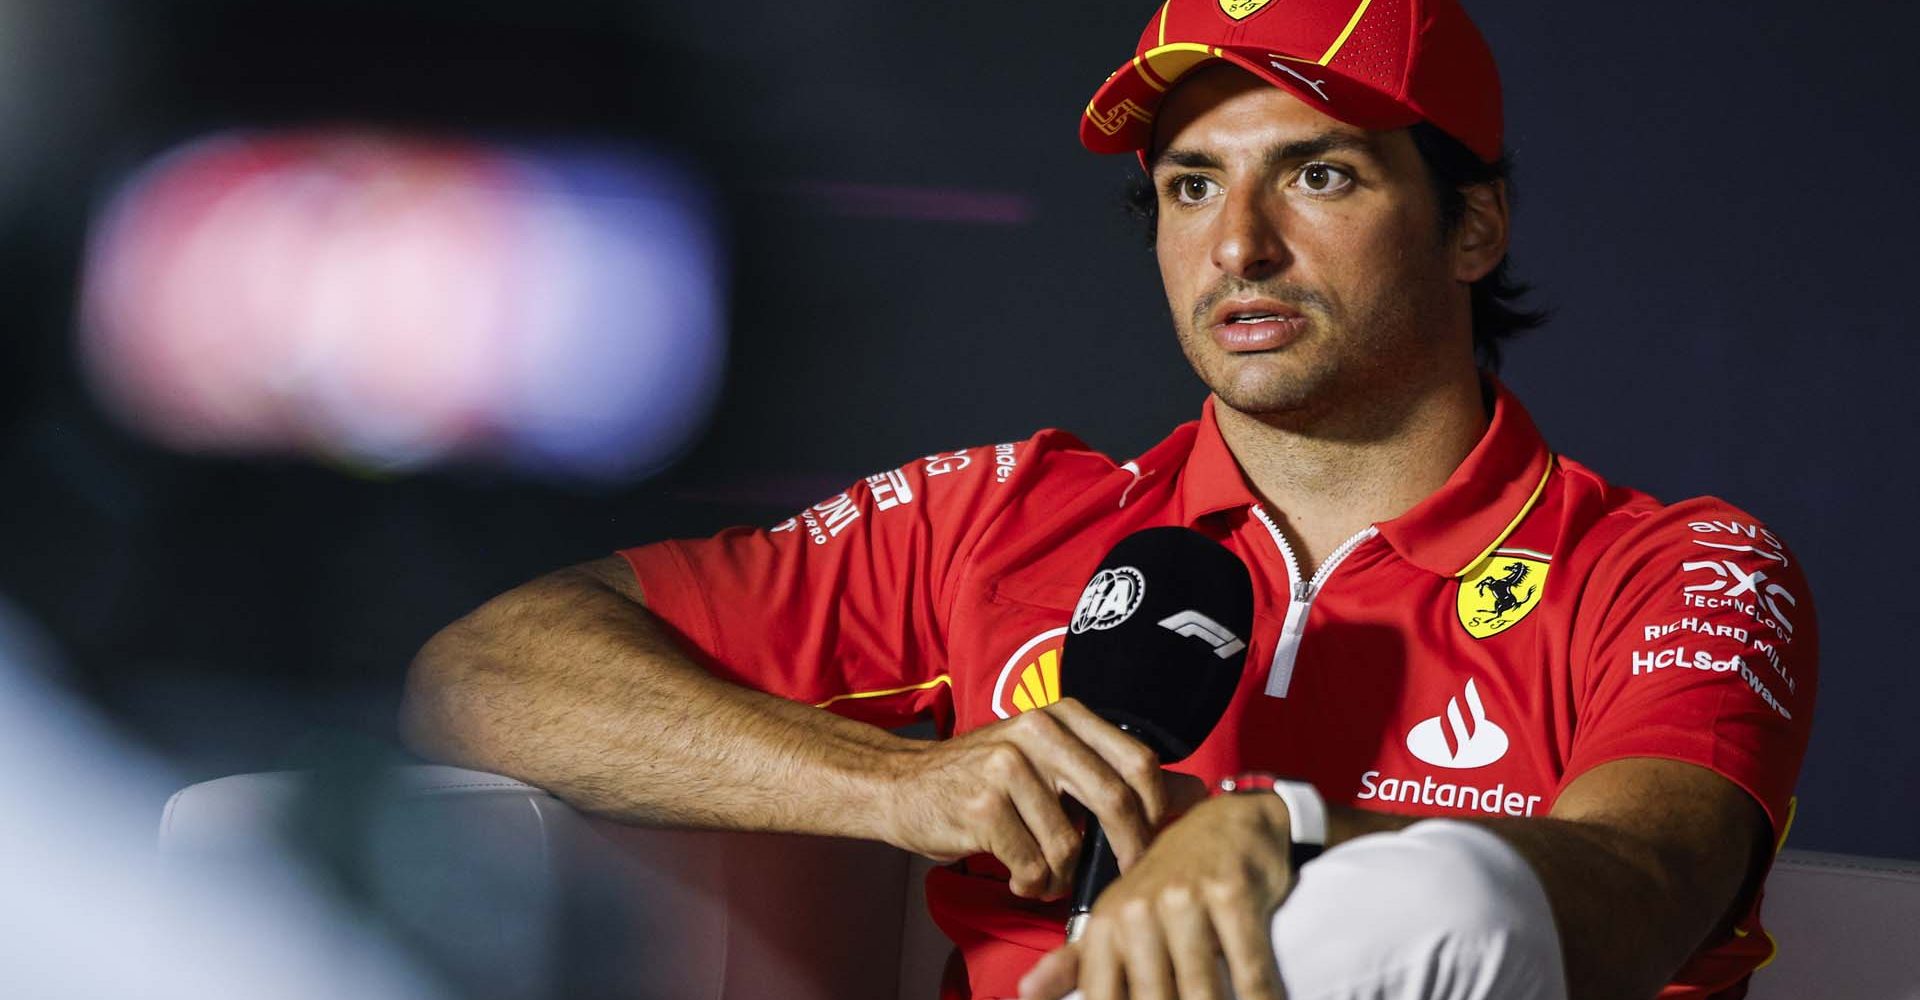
[1157,611,1246,659]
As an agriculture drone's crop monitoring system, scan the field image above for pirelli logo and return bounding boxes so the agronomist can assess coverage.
[1086,98,1155,137]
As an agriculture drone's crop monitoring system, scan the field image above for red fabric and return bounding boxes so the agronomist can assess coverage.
[1081,0,1504,164]
[619,382,1816,1000]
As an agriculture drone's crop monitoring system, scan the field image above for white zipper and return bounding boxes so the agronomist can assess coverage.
[1250,504,1378,698]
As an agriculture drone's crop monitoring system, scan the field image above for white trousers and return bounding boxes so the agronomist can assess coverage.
[1065,819,1567,1000]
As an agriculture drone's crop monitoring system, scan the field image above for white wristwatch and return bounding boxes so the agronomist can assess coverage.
[1219,772,1327,869]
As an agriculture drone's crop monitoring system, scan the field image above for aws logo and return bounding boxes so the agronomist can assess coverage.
[991,627,1067,719]
[1457,549,1550,639]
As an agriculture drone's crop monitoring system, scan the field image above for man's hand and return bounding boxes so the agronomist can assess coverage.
[877,697,1207,900]
[1019,792,1295,1000]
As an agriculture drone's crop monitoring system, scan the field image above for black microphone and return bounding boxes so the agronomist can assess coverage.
[1059,526,1254,940]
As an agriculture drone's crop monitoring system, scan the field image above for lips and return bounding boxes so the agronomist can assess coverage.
[1208,299,1308,353]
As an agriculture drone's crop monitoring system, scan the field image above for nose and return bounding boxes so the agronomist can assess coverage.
[1208,183,1289,280]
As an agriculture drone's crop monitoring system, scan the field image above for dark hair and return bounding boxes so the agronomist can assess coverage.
[1122,122,1548,371]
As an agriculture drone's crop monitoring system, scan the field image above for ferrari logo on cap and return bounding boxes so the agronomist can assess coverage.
[1219,0,1275,21]
[1457,550,1550,639]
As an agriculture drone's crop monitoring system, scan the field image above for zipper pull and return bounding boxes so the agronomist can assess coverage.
[1283,591,1313,636]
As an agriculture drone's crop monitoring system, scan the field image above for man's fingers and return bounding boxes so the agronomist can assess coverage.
[971,746,1059,897]
[1017,945,1080,1000]
[1159,886,1227,1000]
[1050,699,1168,821]
[1024,702,1156,865]
[982,804,1054,898]
[1207,883,1286,1000]
[998,745,1083,896]
[1078,918,1125,1000]
[1116,899,1177,1000]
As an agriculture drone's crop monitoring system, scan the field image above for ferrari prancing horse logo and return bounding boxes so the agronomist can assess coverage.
[1457,551,1551,639]
[1219,0,1275,21]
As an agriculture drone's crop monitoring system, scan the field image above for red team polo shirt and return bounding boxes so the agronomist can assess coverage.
[620,382,1816,1000]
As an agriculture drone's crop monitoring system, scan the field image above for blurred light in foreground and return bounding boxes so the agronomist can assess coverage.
[0,598,448,999]
[79,131,727,481]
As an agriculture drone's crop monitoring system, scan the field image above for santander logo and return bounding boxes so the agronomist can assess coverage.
[1406,679,1509,770]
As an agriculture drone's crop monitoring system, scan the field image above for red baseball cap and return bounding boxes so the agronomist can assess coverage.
[1080,0,1504,164]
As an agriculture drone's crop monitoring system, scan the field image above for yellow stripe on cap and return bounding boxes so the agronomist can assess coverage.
[1139,43,1226,91]
[1317,0,1375,66]
[1131,54,1169,92]
[1156,0,1172,47]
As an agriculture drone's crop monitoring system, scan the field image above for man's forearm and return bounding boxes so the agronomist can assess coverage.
[1462,815,1690,1000]
[1221,803,1706,1000]
[1297,759,1765,1000]
[401,559,917,839]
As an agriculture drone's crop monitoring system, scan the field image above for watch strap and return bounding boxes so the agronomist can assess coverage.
[1219,772,1327,869]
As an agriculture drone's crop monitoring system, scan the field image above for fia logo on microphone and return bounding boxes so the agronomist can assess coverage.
[1071,567,1146,633]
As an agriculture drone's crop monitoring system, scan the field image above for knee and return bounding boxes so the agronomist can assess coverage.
[1272,820,1566,1000]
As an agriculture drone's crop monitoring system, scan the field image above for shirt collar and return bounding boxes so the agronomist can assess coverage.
[1375,381,1554,577]
[1178,396,1261,523]
[1177,381,1554,578]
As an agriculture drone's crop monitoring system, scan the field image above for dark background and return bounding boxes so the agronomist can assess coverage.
[1,0,1914,860]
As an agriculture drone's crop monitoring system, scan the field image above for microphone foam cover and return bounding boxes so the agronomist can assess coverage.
[1059,526,1254,761]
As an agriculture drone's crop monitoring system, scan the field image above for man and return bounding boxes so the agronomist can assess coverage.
[402,1,1816,998]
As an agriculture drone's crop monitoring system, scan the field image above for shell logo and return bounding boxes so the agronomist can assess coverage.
[991,627,1069,719]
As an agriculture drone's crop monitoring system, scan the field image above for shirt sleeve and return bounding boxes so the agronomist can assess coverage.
[1562,497,1817,840]
[618,436,1054,730]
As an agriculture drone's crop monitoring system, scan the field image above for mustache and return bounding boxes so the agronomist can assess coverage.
[1189,281,1331,330]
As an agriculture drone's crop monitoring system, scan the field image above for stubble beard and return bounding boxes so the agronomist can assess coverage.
[1174,274,1446,427]
[1175,280,1347,419]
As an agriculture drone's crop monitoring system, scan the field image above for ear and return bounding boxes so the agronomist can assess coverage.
[1451,179,1509,284]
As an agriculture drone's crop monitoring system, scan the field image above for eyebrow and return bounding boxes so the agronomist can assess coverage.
[1149,130,1376,175]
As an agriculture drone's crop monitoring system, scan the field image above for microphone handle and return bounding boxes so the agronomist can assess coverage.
[1066,821,1119,941]
[1064,721,1156,941]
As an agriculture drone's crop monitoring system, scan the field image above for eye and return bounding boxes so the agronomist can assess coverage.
[1167,174,1221,205]
[1296,162,1354,195]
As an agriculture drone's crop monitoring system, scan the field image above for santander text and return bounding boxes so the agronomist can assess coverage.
[1357,771,1541,817]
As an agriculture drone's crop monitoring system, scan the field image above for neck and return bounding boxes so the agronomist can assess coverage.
[1214,371,1489,572]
